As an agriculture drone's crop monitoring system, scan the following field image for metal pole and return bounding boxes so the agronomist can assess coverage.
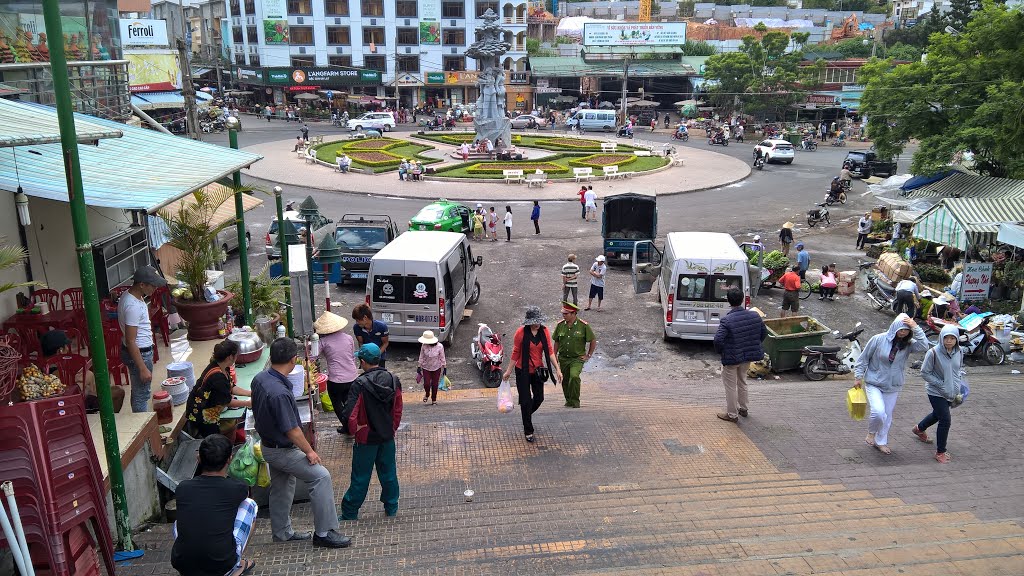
[228,125,251,326]
[273,187,293,336]
[177,37,202,140]
[305,215,316,323]
[41,0,133,551]
[620,60,629,126]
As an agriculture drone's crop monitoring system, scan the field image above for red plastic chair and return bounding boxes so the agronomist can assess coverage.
[30,289,60,312]
[148,286,171,348]
[102,326,130,387]
[62,327,85,355]
[52,354,92,390]
[60,288,84,312]
[108,285,130,302]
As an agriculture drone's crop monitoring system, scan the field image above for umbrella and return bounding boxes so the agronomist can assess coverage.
[293,93,320,100]
[629,100,659,108]
[674,99,705,106]
[199,87,213,92]
[598,101,615,109]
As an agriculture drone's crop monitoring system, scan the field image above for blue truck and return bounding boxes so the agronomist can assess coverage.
[601,193,657,265]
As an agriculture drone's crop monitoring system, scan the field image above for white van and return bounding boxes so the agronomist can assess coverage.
[365,231,482,344]
[569,109,617,132]
[631,232,750,341]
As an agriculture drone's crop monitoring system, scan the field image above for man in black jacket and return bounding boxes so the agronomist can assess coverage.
[340,343,403,520]
[713,288,767,423]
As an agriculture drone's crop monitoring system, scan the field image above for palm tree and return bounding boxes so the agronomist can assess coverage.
[0,241,44,296]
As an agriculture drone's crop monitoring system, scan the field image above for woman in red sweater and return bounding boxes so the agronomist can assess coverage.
[502,306,562,443]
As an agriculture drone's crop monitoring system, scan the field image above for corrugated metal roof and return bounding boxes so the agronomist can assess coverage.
[131,90,213,111]
[0,101,263,212]
[904,172,1024,200]
[158,182,263,221]
[913,197,1024,250]
[0,98,123,147]
[529,56,696,77]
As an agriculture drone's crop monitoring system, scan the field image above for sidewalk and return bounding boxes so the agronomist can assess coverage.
[240,137,751,201]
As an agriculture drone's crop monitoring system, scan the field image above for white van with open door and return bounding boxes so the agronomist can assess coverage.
[632,232,750,341]
[366,231,482,345]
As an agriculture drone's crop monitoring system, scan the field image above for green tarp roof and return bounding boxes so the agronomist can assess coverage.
[913,197,1024,250]
[529,57,697,78]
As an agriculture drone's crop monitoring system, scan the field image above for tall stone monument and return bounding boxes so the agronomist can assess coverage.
[466,9,512,147]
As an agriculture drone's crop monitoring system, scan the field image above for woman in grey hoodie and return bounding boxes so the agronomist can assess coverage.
[854,314,930,454]
[912,324,963,463]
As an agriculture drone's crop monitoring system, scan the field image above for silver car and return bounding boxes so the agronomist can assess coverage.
[510,114,549,129]
[265,210,334,260]
[216,225,251,262]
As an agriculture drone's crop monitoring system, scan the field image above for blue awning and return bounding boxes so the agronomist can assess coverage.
[131,90,214,110]
[0,101,263,212]
[900,170,956,192]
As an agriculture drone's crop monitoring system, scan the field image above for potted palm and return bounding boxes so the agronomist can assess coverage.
[161,187,236,340]
[227,263,288,339]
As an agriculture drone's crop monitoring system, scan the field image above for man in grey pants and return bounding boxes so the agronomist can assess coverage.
[251,338,352,549]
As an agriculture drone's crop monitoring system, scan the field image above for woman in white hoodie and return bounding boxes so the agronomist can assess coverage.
[912,324,964,463]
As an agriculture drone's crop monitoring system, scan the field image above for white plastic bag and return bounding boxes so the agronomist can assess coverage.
[497,379,514,414]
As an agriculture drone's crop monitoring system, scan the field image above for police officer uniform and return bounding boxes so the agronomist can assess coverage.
[552,302,596,408]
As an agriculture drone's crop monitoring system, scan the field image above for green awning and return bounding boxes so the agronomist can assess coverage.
[529,57,697,78]
[912,197,1024,250]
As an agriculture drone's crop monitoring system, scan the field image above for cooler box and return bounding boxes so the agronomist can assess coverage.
[763,316,830,372]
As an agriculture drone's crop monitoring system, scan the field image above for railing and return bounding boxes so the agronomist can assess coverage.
[0,61,131,122]
[502,16,527,24]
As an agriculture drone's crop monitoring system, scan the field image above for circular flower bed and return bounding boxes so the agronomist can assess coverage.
[424,133,523,146]
[341,137,403,151]
[464,161,566,174]
[567,153,637,168]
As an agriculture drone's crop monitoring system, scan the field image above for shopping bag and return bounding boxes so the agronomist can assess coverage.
[229,437,259,486]
[320,390,334,412]
[415,368,423,384]
[440,376,452,392]
[846,386,867,421]
[496,379,514,413]
[256,461,271,488]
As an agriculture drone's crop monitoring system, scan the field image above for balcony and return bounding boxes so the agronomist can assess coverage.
[501,16,527,25]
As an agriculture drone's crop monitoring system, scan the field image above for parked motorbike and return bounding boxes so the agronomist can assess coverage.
[707,133,729,147]
[802,323,865,381]
[865,267,897,312]
[672,131,689,141]
[960,317,1006,365]
[471,323,505,388]
[806,202,830,227]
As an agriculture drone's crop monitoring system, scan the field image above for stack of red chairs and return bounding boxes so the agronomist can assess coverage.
[0,394,115,576]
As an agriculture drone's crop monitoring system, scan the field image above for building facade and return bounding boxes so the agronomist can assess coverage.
[224,0,529,109]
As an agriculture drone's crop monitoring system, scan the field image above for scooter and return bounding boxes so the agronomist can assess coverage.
[801,139,818,151]
[753,154,765,170]
[616,126,635,139]
[960,317,1006,365]
[707,133,728,146]
[672,130,689,141]
[806,202,830,227]
[865,268,897,312]
[824,189,847,205]
[801,323,865,380]
[471,323,505,388]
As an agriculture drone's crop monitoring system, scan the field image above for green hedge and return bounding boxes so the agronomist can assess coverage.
[344,151,404,167]
[464,162,568,174]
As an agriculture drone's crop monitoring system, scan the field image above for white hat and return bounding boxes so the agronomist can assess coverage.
[753,234,761,242]
[418,330,439,344]
[313,311,348,335]
[933,295,948,305]
[476,202,483,208]
[596,255,606,262]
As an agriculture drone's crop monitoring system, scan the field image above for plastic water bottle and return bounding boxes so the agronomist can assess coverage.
[276,324,286,339]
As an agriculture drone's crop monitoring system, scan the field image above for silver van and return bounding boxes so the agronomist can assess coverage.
[570,109,617,132]
[365,231,482,344]
[632,232,750,341]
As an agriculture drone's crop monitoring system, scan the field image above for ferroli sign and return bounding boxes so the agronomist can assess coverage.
[264,67,381,87]
[119,18,169,47]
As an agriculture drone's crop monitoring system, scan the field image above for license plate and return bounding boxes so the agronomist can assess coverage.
[350,272,367,279]
[685,311,698,321]
[379,313,394,323]
[619,254,630,260]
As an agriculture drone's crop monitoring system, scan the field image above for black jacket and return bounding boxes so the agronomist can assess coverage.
[342,367,403,445]
[714,307,768,366]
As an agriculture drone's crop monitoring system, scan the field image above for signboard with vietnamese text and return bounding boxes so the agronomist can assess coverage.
[265,67,381,87]
[583,22,686,46]
[119,19,169,47]
[126,49,180,92]
[262,0,286,19]
[806,94,838,105]
[961,262,993,301]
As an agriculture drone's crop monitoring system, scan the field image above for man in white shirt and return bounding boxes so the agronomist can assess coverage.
[118,266,166,412]
[583,187,598,222]
[894,277,920,318]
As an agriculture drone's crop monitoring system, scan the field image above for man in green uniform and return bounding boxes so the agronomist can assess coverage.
[552,302,597,408]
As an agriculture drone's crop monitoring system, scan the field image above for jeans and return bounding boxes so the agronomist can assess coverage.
[327,380,354,432]
[532,219,540,234]
[918,394,952,454]
[721,363,750,418]
[506,226,511,241]
[515,368,545,436]
[261,446,340,540]
[857,233,868,249]
[562,286,578,306]
[865,384,900,446]
[122,346,154,413]
[341,440,399,520]
[580,203,586,219]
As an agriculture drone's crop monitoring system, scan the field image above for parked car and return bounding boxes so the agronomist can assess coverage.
[753,139,795,164]
[265,210,334,260]
[844,150,897,178]
[510,114,549,129]
[407,200,472,234]
[332,214,399,285]
[216,225,251,263]
[346,112,396,132]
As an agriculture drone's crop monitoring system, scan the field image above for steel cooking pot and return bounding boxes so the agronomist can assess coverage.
[228,330,265,363]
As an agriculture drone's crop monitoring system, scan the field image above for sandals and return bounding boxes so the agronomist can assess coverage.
[912,426,932,444]
[864,433,876,447]
[233,559,257,576]
[422,395,429,403]
[875,444,892,455]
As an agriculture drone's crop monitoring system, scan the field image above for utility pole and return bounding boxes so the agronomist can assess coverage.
[619,59,630,125]
[178,37,202,140]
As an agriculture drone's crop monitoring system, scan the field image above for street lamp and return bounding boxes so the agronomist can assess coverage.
[297,195,320,323]
[226,115,251,326]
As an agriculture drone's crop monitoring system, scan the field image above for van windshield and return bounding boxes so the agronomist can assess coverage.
[677,275,743,302]
[371,275,438,303]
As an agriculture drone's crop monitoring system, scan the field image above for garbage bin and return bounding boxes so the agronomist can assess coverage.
[785,132,803,147]
[763,316,830,372]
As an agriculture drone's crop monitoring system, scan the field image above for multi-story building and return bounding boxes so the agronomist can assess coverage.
[891,0,952,26]
[150,0,230,89]
[225,0,530,109]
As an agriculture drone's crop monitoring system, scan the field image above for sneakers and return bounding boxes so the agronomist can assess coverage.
[935,452,950,464]
[312,530,352,549]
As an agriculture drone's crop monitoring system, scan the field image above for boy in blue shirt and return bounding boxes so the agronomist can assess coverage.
[352,304,390,368]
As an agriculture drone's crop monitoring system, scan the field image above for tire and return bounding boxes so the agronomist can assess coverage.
[799,282,812,300]
[722,140,728,146]
[355,125,363,131]
[784,160,792,164]
[803,357,828,381]
[484,368,502,388]
[807,216,817,228]
[603,125,612,132]
[862,168,872,179]
[839,192,847,204]
[468,281,481,305]
[383,125,391,132]
[983,342,1005,365]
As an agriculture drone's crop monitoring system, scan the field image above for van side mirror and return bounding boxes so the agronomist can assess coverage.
[475,255,483,267]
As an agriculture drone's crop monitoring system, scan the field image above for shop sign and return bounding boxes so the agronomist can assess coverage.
[236,67,263,83]
[266,67,380,86]
[515,94,526,109]
[126,49,180,92]
[509,72,529,85]
[287,85,321,92]
[263,0,286,19]
[119,19,169,47]
[395,73,422,86]
[961,262,993,301]
[583,22,686,46]
[536,78,549,88]
[425,72,446,84]
[806,94,838,105]
[536,87,562,93]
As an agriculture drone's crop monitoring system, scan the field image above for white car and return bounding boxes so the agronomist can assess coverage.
[346,112,396,132]
[753,139,795,164]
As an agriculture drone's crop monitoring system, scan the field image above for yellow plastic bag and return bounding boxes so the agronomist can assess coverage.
[847,386,867,421]
[256,461,271,488]
[320,390,334,412]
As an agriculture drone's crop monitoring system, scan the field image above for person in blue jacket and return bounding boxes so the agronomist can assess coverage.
[713,287,766,423]
[530,200,541,235]
[912,324,964,463]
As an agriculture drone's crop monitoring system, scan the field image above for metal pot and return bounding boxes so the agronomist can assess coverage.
[228,330,265,364]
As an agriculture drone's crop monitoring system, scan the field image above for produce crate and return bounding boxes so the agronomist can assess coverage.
[763,316,831,372]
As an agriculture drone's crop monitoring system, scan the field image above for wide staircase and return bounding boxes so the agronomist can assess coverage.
[127,388,1024,575]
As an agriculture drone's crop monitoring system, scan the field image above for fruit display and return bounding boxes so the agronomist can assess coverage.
[17,365,65,401]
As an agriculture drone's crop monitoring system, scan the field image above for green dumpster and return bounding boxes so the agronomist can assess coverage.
[763,316,830,372]
[784,132,803,147]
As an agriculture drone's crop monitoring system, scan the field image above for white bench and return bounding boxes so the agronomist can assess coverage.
[503,169,524,184]
[601,142,617,153]
[603,165,622,179]
[633,150,652,157]
[295,146,309,159]
[573,167,593,182]
[526,172,546,188]
[304,149,317,164]
[669,154,685,167]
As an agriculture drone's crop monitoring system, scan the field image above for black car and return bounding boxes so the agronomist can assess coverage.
[333,214,399,285]
[844,151,897,178]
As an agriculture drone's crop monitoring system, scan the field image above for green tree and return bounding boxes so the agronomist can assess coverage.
[860,2,1024,177]
[884,42,923,61]
[681,40,717,56]
[832,38,874,58]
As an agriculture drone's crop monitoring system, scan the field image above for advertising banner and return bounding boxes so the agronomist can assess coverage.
[126,50,181,92]
[583,22,686,46]
[420,0,441,44]
[961,262,993,301]
[265,67,381,87]
[262,0,286,19]
[264,20,289,44]
[119,19,169,47]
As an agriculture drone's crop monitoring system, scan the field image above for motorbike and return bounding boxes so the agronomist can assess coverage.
[664,116,671,128]
[801,139,818,151]
[753,154,765,171]
[707,133,729,147]
[824,189,848,205]
[864,267,897,312]
[831,136,847,147]
[616,126,635,139]
[672,130,689,141]
[802,323,865,381]
[471,323,505,388]
[959,317,1006,365]
[806,202,830,227]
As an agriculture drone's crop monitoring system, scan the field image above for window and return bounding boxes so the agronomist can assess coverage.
[397,55,419,72]
[244,0,255,14]
[371,276,438,304]
[287,0,311,15]
[443,28,465,45]
[361,0,383,17]
[396,0,417,17]
[362,27,385,45]
[328,55,352,67]
[325,0,349,16]
[245,25,257,43]
[249,54,261,66]
[232,26,243,43]
[476,1,498,17]
[235,54,245,66]
[821,67,857,84]
[229,0,240,15]
[291,56,315,67]
[676,275,708,301]
[396,27,417,45]
[93,227,151,297]
[326,26,351,44]
[443,56,465,71]
[710,276,743,302]
[290,26,314,45]
[442,1,464,18]
[363,55,386,71]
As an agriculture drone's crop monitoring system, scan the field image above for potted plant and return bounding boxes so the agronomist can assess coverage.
[161,187,237,341]
[227,263,288,334]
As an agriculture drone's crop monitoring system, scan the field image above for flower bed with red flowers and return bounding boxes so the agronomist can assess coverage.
[341,137,403,151]
[343,150,403,167]
[567,153,637,168]
[464,161,567,174]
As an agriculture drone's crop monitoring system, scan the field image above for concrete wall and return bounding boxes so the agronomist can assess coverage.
[0,195,29,320]
[104,441,163,531]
